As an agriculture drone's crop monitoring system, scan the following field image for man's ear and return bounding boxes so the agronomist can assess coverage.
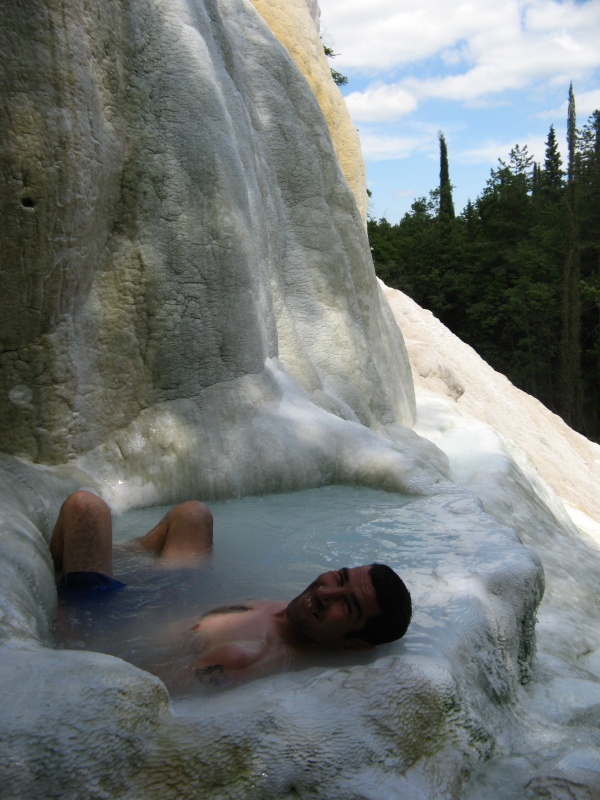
[342,638,374,651]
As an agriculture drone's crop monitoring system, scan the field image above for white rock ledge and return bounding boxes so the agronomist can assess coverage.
[0,448,544,800]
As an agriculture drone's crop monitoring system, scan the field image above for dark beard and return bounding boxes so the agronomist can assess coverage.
[285,583,321,639]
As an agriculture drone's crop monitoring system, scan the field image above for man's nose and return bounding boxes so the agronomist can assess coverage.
[316,585,344,602]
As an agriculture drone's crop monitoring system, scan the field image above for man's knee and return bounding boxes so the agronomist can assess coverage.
[168,501,213,543]
[60,491,110,520]
[53,491,113,575]
[170,501,212,522]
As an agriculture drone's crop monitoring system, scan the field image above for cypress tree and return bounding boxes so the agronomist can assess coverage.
[367,96,600,440]
[559,83,584,430]
[438,132,455,222]
[578,110,600,437]
[531,162,541,197]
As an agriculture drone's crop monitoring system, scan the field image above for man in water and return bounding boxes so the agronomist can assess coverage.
[51,491,412,687]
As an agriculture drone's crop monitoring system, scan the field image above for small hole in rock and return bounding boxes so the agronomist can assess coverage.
[21,197,35,208]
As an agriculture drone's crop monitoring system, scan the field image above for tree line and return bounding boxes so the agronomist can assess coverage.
[368,85,600,442]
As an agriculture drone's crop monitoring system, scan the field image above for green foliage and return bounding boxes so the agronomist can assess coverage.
[367,100,600,442]
[541,125,565,195]
[438,131,455,222]
[560,82,584,429]
[322,43,348,86]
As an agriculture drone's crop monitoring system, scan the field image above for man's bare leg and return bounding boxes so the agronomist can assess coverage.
[50,491,114,576]
[137,501,213,561]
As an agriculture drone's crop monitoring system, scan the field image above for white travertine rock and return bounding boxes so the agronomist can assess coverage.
[0,0,407,466]
[0,454,544,800]
[382,283,600,527]
[303,0,321,26]
[75,360,446,510]
[248,0,368,221]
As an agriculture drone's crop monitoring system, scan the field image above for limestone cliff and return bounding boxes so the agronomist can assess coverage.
[248,0,368,221]
[0,0,411,474]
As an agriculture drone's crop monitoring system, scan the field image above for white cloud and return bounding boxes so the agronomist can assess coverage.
[459,134,549,166]
[358,129,438,161]
[538,87,600,121]
[394,189,420,197]
[578,88,600,116]
[344,84,417,122]
[319,0,502,70]
[319,0,600,218]
[319,0,600,102]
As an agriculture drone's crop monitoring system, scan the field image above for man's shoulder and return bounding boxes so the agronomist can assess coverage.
[192,600,287,646]
[201,603,254,619]
[202,599,286,618]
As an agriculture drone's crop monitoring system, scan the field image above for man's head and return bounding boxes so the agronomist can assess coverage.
[285,563,411,650]
[349,563,412,646]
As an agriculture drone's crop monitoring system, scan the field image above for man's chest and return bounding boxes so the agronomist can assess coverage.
[195,604,280,650]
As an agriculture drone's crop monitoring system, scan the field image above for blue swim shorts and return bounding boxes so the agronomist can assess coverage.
[58,571,127,599]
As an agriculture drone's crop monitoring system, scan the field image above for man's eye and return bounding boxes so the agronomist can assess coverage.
[337,571,344,585]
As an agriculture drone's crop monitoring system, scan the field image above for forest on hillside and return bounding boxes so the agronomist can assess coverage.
[368,85,600,442]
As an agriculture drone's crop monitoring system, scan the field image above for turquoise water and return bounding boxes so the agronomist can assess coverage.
[52,483,600,797]
[51,484,513,683]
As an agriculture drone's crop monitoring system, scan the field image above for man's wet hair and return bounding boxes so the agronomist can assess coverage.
[346,563,412,646]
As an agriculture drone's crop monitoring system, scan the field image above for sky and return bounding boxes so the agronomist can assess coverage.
[317,0,600,222]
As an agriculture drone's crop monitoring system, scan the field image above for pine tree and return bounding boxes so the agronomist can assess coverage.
[367,217,400,287]
[541,125,565,196]
[516,132,565,408]
[367,96,600,440]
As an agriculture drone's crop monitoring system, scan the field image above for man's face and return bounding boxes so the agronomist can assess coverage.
[285,565,380,649]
